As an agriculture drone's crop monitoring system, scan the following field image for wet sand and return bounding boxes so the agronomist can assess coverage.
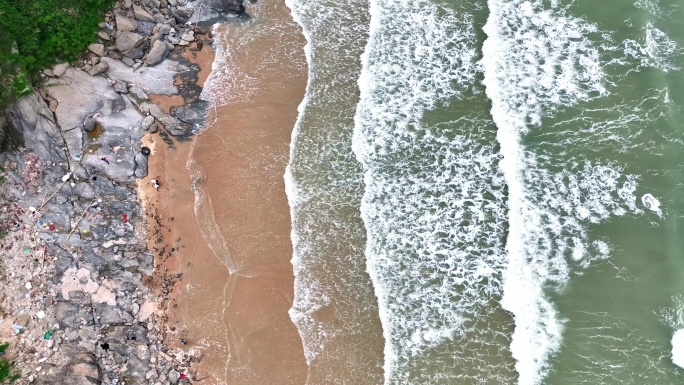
[140,2,309,384]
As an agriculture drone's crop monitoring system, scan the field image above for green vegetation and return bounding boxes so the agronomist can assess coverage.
[0,0,116,110]
[0,342,20,383]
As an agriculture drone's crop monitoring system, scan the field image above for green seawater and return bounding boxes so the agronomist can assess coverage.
[285,0,684,383]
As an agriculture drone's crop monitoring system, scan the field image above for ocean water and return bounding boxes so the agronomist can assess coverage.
[281,0,684,383]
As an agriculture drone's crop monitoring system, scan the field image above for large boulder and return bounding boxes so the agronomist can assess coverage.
[209,0,245,14]
[184,0,245,26]
[133,151,149,178]
[115,31,148,59]
[173,99,209,127]
[144,40,169,66]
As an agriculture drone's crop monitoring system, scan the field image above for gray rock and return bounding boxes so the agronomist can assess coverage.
[141,115,155,131]
[40,206,72,231]
[4,93,64,164]
[63,352,101,385]
[97,30,111,41]
[94,303,127,325]
[121,56,136,67]
[145,39,169,66]
[136,20,157,37]
[52,62,70,77]
[148,121,158,133]
[64,128,84,165]
[210,0,245,13]
[112,80,128,93]
[115,14,138,32]
[82,151,136,183]
[108,49,122,60]
[146,369,158,379]
[168,369,180,384]
[133,5,156,21]
[172,7,194,24]
[168,0,177,6]
[46,68,138,133]
[115,31,148,59]
[72,183,96,200]
[87,61,109,76]
[159,24,172,35]
[141,102,188,136]
[174,100,209,127]
[167,35,181,45]
[134,152,149,178]
[128,86,149,103]
[100,57,179,95]
[180,30,194,42]
[74,167,89,180]
[82,112,100,132]
[55,301,79,328]
[88,43,106,57]
[123,0,132,8]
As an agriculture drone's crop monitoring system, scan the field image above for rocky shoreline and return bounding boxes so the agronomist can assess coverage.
[0,0,244,383]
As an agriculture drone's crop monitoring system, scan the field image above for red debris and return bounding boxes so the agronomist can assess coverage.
[49,225,55,231]
[123,214,128,223]
[180,373,187,380]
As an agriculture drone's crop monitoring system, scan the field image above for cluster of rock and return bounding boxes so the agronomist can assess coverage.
[0,94,189,385]
[85,0,246,70]
[0,0,239,383]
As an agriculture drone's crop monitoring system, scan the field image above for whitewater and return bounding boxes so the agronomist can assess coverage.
[282,0,684,383]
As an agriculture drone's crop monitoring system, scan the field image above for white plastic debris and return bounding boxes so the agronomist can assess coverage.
[36,310,46,319]
[61,172,72,182]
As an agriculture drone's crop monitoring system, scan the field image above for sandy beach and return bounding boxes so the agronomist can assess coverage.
[139,3,310,383]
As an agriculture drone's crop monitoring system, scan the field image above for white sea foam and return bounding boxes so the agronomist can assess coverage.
[354,0,513,382]
[672,330,684,369]
[641,193,662,216]
[623,23,680,73]
[286,0,383,377]
[482,1,652,384]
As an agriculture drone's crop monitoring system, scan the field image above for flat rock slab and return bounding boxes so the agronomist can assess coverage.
[81,125,144,183]
[102,57,180,95]
[45,68,124,131]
